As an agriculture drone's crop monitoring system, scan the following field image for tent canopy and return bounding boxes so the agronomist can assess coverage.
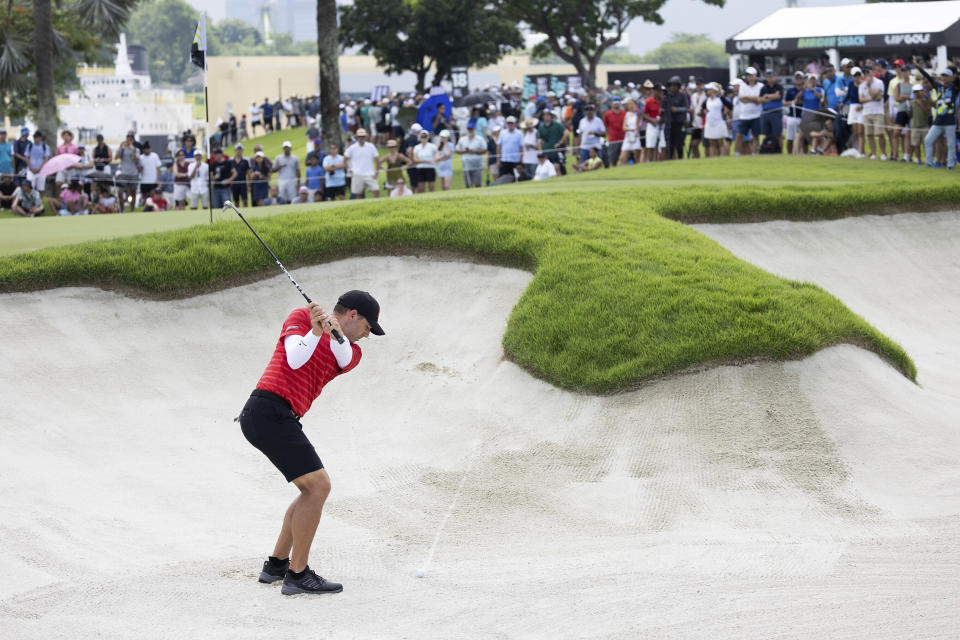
[727,1,960,53]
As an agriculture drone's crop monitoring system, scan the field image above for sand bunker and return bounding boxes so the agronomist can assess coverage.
[1,211,958,638]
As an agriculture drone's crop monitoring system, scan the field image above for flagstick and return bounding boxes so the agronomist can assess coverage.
[202,13,213,225]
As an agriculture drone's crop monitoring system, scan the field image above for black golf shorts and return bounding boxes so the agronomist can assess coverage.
[324,185,345,199]
[240,390,323,483]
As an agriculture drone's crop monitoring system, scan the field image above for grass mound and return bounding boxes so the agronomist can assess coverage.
[0,155,938,392]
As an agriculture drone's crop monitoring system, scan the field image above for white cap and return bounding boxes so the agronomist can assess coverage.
[840,57,853,67]
[613,80,621,85]
[234,143,243,149]
[255,150,265,157]
[410,123,422,132]
[912,83,924,92]
[627,82,635,88]
[339,103,345,109]
[850,66,863,76]
[439,130,450,138]
[282,140,292,148]
[547,90,556,97]
[745,66,758,75]
[505,115,517,123]
[940,68,954,77]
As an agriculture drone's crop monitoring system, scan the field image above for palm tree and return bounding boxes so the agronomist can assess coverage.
[32,0,55,136]
[316,0,342,148]
[1,0,137,137]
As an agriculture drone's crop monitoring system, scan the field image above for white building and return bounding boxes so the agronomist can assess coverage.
[59,35,197,148]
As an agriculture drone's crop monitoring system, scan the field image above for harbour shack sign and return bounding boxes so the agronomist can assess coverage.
[729,33,938,54]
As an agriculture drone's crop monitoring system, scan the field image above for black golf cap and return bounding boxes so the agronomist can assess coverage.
[338,290,384,335]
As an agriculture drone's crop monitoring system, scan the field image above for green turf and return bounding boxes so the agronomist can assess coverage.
[2,156,955,255]
[0,155,939,392]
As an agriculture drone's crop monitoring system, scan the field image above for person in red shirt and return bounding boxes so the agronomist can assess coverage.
[643,88,664,163]
[143,187,168,212]
[239,290,384,596]
[603,97,626,166]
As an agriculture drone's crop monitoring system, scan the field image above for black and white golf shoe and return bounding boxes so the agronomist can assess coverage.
[281,566,343,595]
[258,557,289,584]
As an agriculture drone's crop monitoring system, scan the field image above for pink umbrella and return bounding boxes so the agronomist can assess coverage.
[36,153,82,177]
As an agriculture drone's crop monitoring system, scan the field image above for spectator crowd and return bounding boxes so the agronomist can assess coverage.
[2,51,957,217]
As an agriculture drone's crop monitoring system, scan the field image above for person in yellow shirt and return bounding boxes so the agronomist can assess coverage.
[580,146,603,172]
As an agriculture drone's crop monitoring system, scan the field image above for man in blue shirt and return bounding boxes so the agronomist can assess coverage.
[821,65,843,111]
[0,128,13,175]
[820,64,848,152]
[759,70,784,150]
[13,127,32,178]
[496,116,524,179]
[321,142,346,200]
[304,153,325,201]
[260,98,274,132]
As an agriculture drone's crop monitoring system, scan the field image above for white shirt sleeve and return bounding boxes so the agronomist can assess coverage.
[329,335,353,368]
[285,332,320,369]
[284,331,353,370]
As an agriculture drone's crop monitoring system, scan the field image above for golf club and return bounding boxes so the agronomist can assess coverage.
[223,200,344,344]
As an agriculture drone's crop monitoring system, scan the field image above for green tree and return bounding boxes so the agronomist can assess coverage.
[0,0,130,134]
[211,18,262,49]
[340,0,522,93]
[126,0,198,85]
[499,0,725,89]
[639,33,727,68]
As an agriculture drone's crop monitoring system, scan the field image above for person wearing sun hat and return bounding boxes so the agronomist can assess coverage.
[374,139,406,192]
[521,117,539,176]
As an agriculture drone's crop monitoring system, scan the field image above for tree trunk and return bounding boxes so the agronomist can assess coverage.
[585,54,601,90]
[33,0,57,138]
[415,68,427,95]
[317,0,342,148]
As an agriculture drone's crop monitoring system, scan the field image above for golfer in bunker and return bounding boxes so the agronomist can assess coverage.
[239,290,384,595]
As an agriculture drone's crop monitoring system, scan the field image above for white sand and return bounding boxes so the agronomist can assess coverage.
[1,211,958,638]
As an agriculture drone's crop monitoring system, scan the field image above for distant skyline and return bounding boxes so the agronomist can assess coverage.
[181,0,866,53]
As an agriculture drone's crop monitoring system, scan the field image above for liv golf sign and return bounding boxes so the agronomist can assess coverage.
[727,32,940,54]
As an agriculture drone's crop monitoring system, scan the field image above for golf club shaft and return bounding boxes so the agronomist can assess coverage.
[223,200,345,344]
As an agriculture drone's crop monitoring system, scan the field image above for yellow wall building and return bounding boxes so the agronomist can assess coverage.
[207,54,656,121]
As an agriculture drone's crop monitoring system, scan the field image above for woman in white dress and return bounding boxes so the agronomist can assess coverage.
[619,99,642,165]
[702,83,729,158]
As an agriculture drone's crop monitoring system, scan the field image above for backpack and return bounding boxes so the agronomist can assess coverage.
[759,135,781,154]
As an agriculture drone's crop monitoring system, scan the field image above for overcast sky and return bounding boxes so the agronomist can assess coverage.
[182,0,866,54]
